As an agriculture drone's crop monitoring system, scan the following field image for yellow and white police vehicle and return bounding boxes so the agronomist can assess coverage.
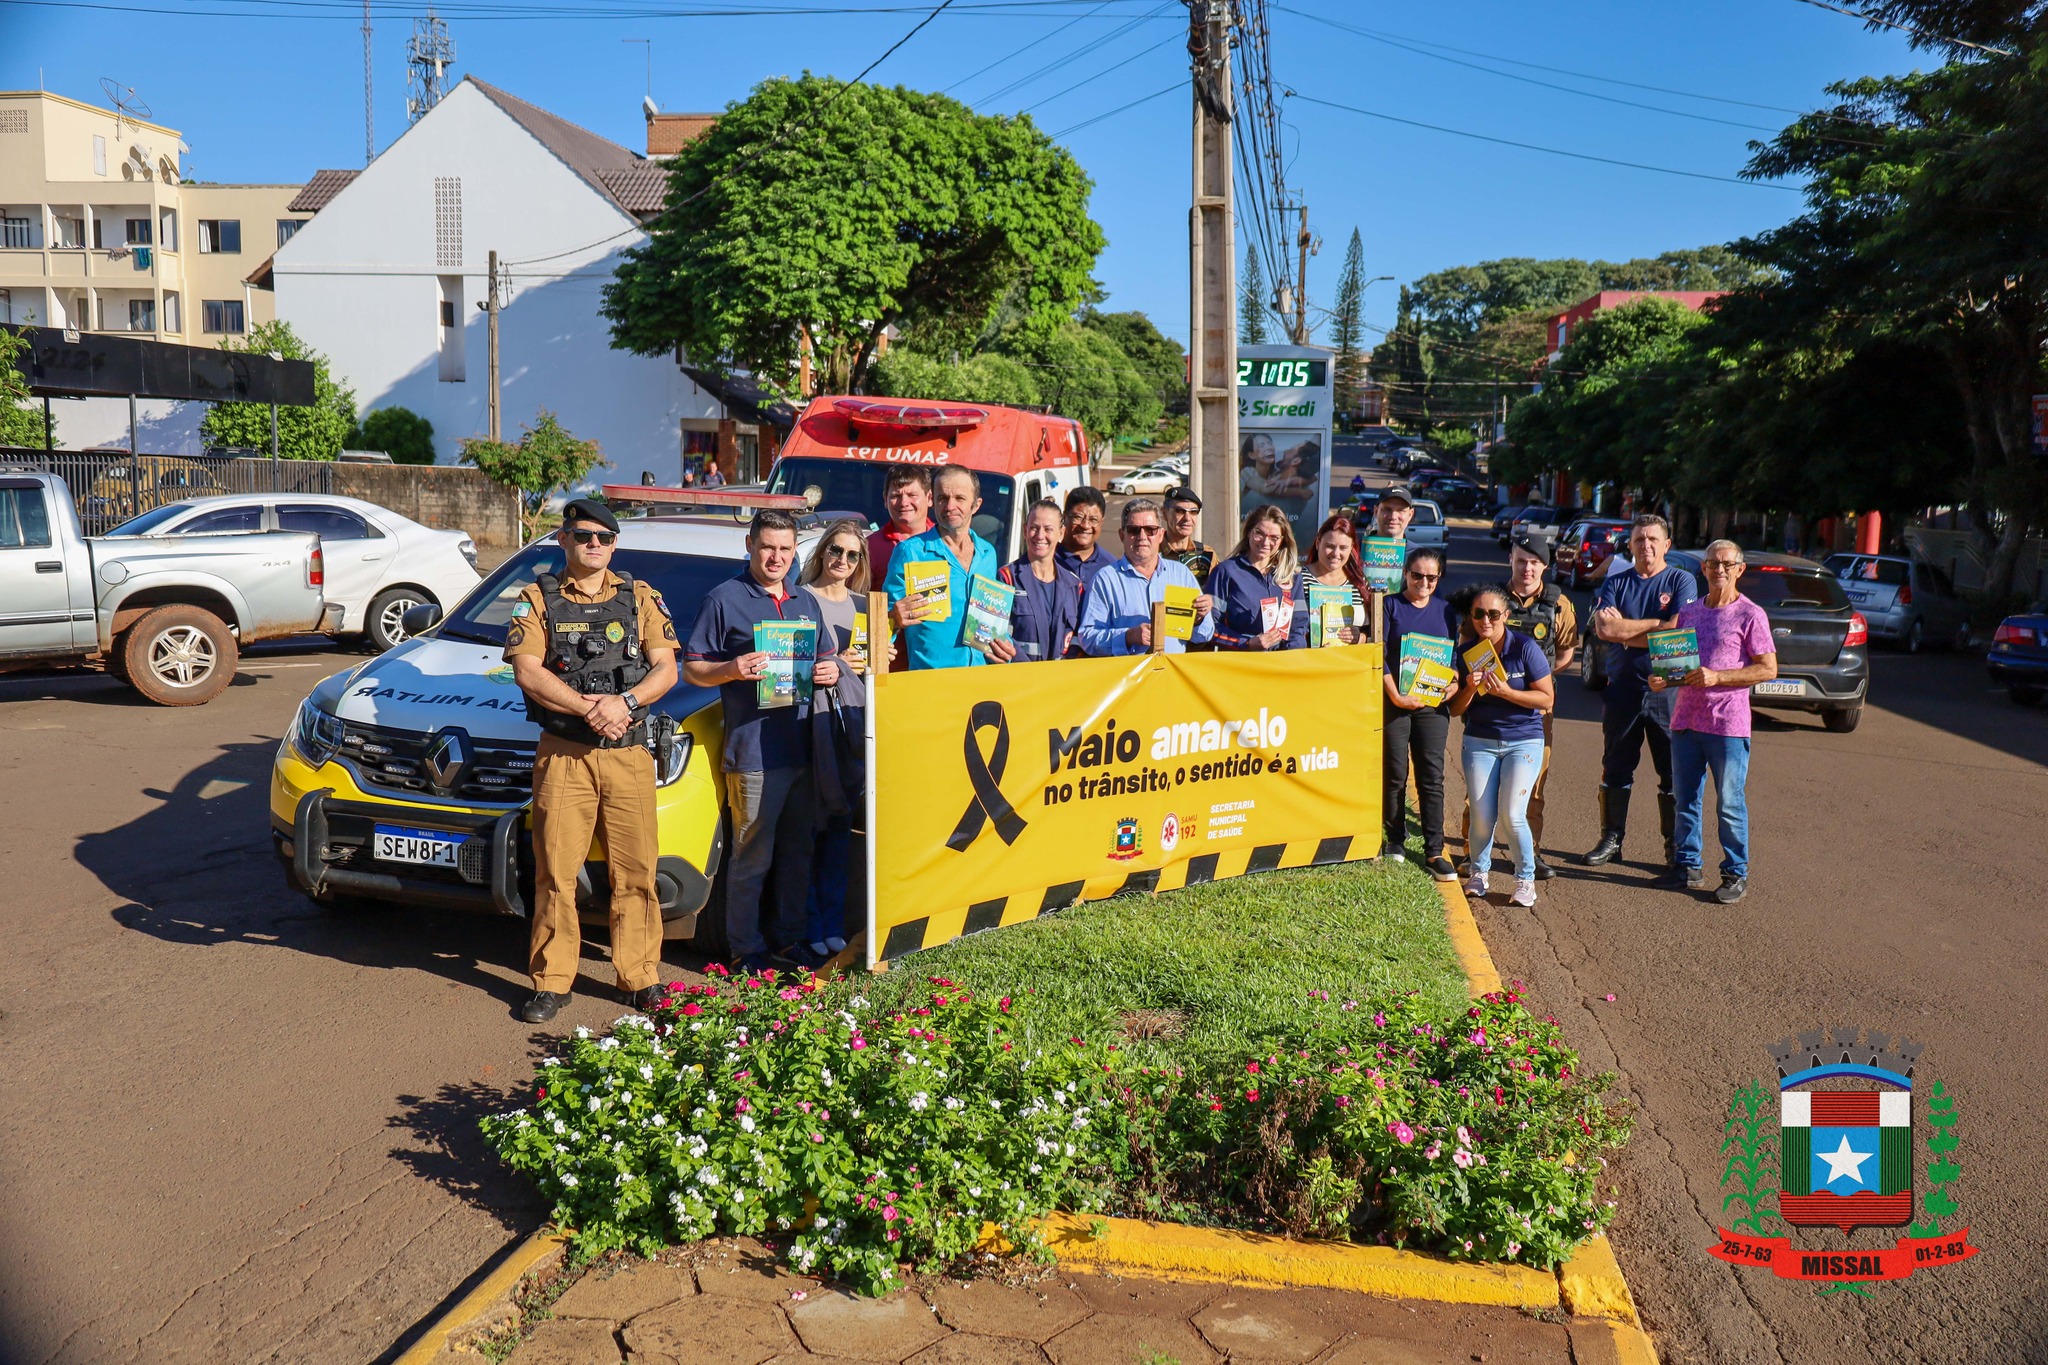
[272,502,828,956]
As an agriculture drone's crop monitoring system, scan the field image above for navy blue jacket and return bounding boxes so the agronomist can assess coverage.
[1000,557,1085,661]
[1205,554,1294,651]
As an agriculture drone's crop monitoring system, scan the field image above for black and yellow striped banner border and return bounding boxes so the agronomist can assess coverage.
[878,834,1363,962]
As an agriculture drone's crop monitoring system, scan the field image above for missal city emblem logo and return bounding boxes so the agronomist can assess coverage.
[1109,817,1143,861]
[1711,1025,1978,1294]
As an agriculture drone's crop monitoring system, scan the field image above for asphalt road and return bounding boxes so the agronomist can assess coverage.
[2,461,2040,1363]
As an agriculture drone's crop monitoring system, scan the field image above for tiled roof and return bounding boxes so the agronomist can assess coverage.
[598,164,669,217]
[467,77,650,219]
[287,168,360,213]
[647,112,718,157]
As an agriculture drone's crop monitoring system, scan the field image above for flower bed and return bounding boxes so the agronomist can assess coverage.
[483,971,1627,1294]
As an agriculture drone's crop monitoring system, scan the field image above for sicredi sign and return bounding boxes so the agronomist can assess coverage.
[1235,343,1336,550]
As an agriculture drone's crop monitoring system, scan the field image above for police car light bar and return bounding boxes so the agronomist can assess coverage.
[831,397,988,429]
[599,484,816,513]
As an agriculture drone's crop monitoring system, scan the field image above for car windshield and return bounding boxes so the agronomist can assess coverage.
[102,502,195,536]
[1409,502,1443,525]
[1843,558,1908,586]
[438,542,748,650]
[768,456,1016,545]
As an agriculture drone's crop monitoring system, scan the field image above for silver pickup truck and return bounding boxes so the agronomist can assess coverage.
[0,466,338,704]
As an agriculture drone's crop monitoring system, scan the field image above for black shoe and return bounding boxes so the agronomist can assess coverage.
[622,982,667,1013]
[520,990,571,1024]
[1580,831,1625,866]
[777,942,830,970]
[1533,857,1557,882]
[1716,875,1749,905]
[1425,855,1458,882]
[1653,865,1706,891]
[737,951,782,975]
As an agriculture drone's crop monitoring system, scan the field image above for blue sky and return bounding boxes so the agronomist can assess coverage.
[4,0,1919,345]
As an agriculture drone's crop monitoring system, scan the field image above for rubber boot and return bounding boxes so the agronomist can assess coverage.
[1658,792,1678,869]
[1580,785,1628,866]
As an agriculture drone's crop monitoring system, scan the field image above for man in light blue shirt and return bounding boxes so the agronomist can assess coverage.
[883,463,1016,669]
[1077,498,1217,655]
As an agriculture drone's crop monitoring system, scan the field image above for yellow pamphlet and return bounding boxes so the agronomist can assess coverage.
[902,561,952,623]
[1160,584,1199,641]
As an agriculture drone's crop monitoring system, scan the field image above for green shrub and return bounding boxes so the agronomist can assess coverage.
[349,406,436,465]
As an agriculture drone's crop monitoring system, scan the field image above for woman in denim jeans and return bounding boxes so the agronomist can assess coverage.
[1448,586,1555,906]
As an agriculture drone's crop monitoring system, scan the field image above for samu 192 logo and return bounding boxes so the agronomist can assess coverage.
[1711,1025,1979,1294]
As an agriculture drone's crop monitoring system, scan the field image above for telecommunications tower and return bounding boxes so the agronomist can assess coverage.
[406,7,456,125]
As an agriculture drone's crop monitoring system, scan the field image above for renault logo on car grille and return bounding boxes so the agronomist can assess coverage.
[425,729,469,789]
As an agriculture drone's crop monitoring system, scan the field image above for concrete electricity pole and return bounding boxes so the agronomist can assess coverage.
[1186,0,1239,550]
[1290,204,1318,345]
[485,250,502,441]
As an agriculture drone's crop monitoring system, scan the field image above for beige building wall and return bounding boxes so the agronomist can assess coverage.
[0,90,301,346]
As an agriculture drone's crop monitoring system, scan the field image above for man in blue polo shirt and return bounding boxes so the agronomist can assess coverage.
[883,463,1017,669]
[1056,485,1113,592]
[1581,512,1698,869]
[1076,498,1217,655]
[684,509,841,971]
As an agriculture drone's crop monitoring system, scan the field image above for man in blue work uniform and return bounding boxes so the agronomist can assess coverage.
[1580,513,1698,869]
[883,463,1017,669]
[1076,498,1217,655]
[1056,485,1113,594]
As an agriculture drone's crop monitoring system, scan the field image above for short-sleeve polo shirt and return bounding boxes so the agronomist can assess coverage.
[882,525,1000,670]
[683,570,830,772]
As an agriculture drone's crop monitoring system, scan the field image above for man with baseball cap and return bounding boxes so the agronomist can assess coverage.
[1161,485,1216,581]
[1367,484,1417,542]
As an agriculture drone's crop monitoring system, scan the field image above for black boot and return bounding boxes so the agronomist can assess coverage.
[1658,792,1678,868]
[1580,785,1628,866]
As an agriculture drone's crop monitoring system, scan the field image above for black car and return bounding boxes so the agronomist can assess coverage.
[1577,550,1869,733]
[1420,476,1484,512]
[1497,504,1568,548]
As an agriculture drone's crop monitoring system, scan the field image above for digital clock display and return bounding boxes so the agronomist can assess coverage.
[1237,358,1327,389]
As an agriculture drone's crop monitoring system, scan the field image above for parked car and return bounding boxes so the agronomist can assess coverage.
[1823,553,1971,653]
[1107,465,1183,496]
[105,492,481,653]
[0,466,336,705]
[1421,476,1484,512]
[1498,505,1568,548]
[1403,498,1449,556]
[1986,603,2048,706]
[1491,505,1528,541]
[1556,518,1633,589]
[1579,550,1869,732]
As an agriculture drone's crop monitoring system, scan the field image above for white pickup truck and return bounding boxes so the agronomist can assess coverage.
[0,466,338,704]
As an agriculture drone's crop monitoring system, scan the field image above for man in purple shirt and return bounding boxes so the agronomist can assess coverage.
[1649,540,1778,904]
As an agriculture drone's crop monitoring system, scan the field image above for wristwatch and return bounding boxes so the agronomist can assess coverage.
[623,692,644,717]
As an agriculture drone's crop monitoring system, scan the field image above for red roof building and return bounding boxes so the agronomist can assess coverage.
[1546,290,1725,360]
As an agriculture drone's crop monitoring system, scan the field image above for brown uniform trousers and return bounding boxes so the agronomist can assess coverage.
[528,734,662,994]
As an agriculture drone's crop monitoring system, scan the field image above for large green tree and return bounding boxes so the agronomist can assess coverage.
[605,76,1104,397]
[0,328,57,449]
[1240,245,1269,345]
[197,320,356,460]
[871,316,1163,443]
[1328,229,1369,419]
[1080,308,1185,417]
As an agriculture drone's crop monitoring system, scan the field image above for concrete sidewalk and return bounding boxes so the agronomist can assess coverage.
[476,1237,1632,1365]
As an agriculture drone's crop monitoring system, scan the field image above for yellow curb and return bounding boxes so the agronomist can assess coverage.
[1434,875,1504,997]
[981,1213,1559,1309]
[392,1229,569,1365]
[1576,1317,1663,1365]
[1558,1232,1641,1324]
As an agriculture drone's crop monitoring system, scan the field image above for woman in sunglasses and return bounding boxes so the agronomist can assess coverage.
[1448,585,1555,907]
[999,499,1085,660]
[1384,547,1459,880]
[796,518,871,957]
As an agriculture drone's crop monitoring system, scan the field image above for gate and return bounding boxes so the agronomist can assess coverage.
[2,449,332,534]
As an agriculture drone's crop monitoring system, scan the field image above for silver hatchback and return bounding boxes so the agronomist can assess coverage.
[1824,554,1972,653]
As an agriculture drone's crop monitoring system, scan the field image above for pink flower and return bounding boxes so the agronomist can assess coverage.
[882,1206,899,1222]
[1245,1062,1260,1075]
[1453,1149,1475,1169]
[1425,1141,1443,1160]
[779,987,802,1001]
[1389,1121,1416,1145]
[1335,1096,1351,1108]
[1245,1089,1260,1102]
[810,1133,824,1143]
[680,1003,703,1017]
[736,1098,752,1114]
[886,1229,900,1242]
[849,1037,867,1050]
[1373,1011,1387,1027]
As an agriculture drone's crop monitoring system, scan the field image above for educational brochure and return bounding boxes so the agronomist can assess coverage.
[1159,584,1201,641]
[1321,599,1367,647]
[1305,583,1353,648]
[961,574,1018,654]
[1462,636,1505,684]
[1648,626,1700,684]
[1398,633,1458,704]
[1362,536,1405,594]
[753,619,817,709]
[1259,593,1295,635]
[902,560,953,623]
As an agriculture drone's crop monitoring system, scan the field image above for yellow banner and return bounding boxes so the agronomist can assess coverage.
[867,646,1383,963]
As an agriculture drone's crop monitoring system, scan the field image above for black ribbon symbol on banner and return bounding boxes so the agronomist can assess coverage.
[948,699,1029,852]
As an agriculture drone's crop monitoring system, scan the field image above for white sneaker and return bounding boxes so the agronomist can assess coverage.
[1385,851,1406,863]
[1461,872,1489,899]
[1510,878,1537,908]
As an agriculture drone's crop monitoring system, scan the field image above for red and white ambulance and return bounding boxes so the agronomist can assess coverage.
[761,397,1093,560]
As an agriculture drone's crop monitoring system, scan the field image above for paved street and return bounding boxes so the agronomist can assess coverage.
[0,470,2041,1363]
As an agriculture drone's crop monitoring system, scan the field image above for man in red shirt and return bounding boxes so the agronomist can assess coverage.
[867,466,933,586]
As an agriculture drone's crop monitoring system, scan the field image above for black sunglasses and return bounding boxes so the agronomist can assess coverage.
[568,529,617,546]
[1470,608,1506,622]
[823,544,864,562]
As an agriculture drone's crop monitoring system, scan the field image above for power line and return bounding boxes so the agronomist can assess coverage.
[1022,28,1181,112]
[1286,91,1802,192]
[7,0,1147,16]
[941,0,1116,93]
[1785,0,2015,57]
[976,1,1175,105]
[1047,79,1179,136]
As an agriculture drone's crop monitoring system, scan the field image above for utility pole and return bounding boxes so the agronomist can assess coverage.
[361,0,373,166]
[1291,203,1314,345]
[1186,0,1238,549]
[486,250,501,441]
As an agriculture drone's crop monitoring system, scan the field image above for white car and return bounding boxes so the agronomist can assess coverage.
[104,493,482,652]
[1108,466,1184,495]
[1403,498,1449,556]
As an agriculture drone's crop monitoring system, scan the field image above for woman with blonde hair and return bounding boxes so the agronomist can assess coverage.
[1206,503,1300,650]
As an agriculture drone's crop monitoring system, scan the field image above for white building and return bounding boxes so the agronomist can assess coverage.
[271,77,736,480]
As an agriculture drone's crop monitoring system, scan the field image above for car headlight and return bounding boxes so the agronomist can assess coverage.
[290,698,347,768]
[654,729,695,787]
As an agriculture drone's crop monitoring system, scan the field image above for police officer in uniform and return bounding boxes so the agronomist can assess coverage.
[1501,532,1577,878]
[505,499,678,1023]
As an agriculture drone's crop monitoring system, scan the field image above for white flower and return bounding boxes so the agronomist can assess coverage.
[741,1115,756,1132]
[588,1097,603,1112]
[696,1167,722,1187]
[553,1119,568,1135]
[988,1099,1002,1111]
[820,1067,835,1087]
[849,995,869,1010]
[638,1064,655,1082]
[969,1185,982,1197]
[651,1114,666,1128]
[944,1096,964,1111]
[561,1174,579,1188]
[909,1092,930,1111]
[598,1037,620,1052]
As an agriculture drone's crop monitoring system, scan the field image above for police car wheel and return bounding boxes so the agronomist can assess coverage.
[365,588,429,654]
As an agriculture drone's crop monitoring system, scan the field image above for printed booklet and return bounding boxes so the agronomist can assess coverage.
[1306,582,1354,647]
[961,574,1018,654]
[1462,636,1505,683]
[1320,599,1366,646]
[1362,536,1405,594]
[754,619,817,709]
[902,560,952,623]
[1160,584,1201,641]
[1398,633,1458,704]
[1648,626,1700,684]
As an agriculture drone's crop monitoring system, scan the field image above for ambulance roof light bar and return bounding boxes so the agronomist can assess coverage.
[831,397,988,430]
[599,484,818,516]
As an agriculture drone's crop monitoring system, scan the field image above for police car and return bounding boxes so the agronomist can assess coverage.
[271,501,827,957]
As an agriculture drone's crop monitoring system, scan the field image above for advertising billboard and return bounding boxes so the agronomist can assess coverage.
[1235,343,1335,550]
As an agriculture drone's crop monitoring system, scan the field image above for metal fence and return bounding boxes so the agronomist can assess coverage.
[0,448,332,534]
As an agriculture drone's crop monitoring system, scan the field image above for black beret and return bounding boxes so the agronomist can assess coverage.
[1165,484,1202,509]
[560,498,620,533]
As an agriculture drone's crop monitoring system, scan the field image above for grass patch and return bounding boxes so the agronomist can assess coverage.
[877,858,1468,1077]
